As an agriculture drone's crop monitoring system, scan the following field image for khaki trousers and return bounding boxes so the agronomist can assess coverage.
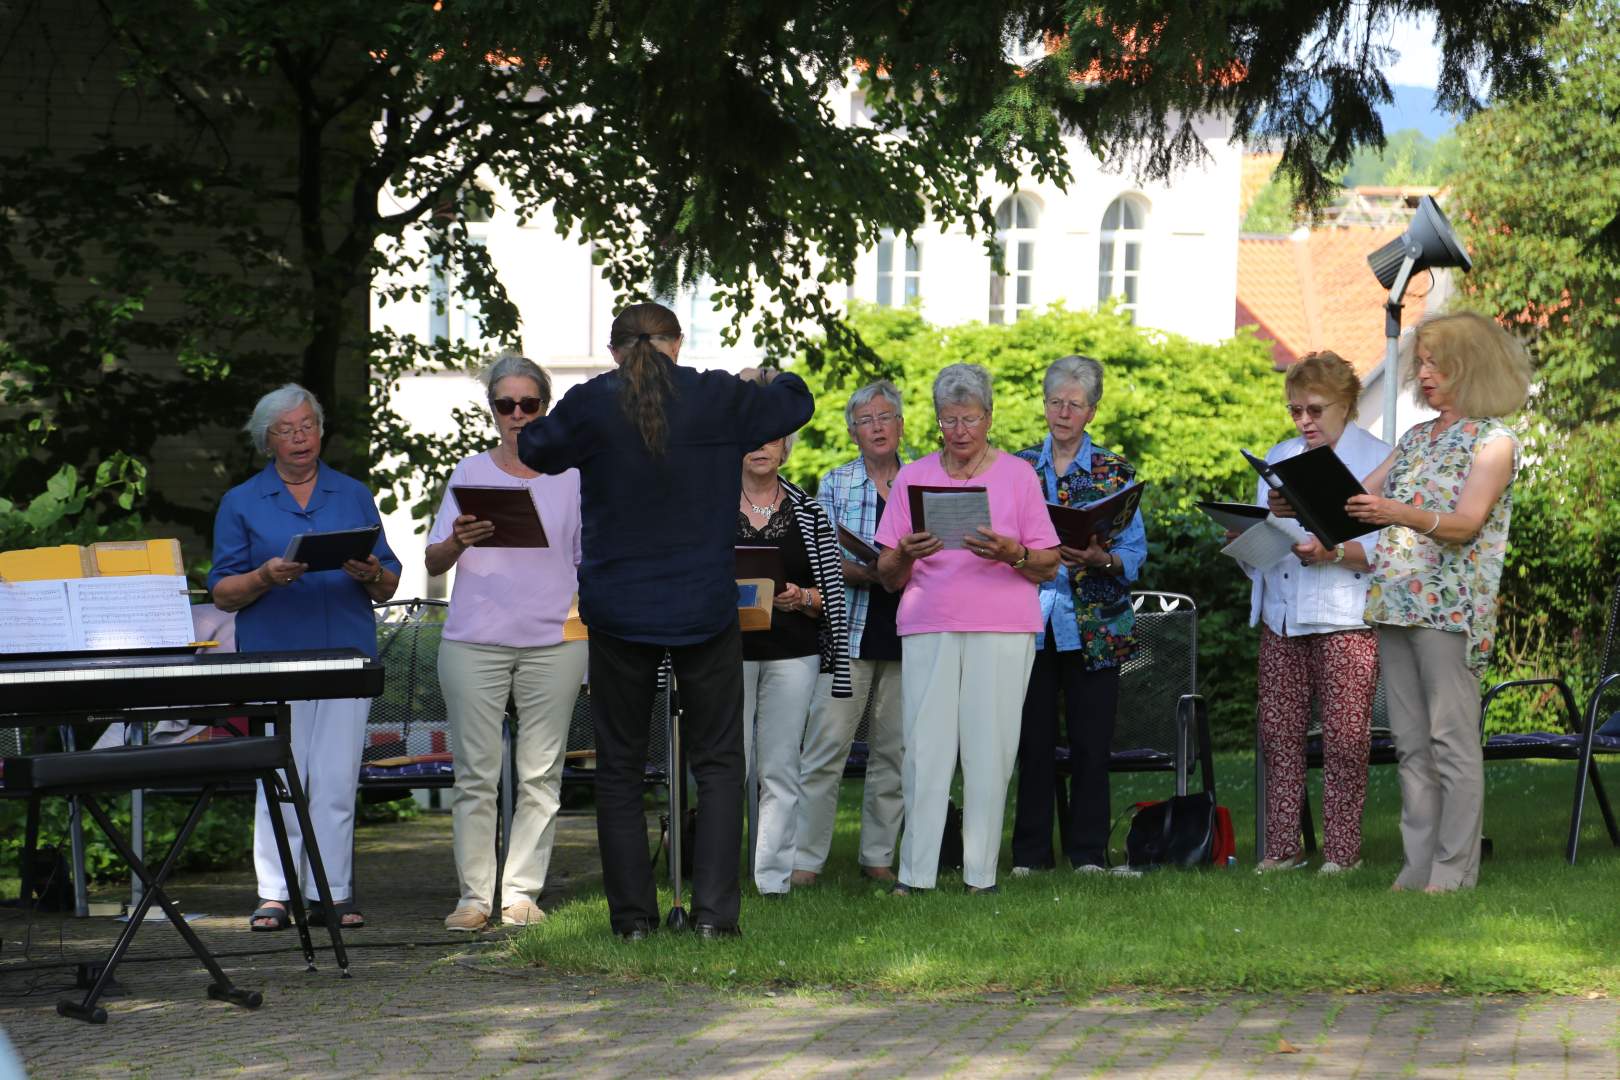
[439,638,588,913]
[898,631,1036,890]
[1378,625,1483,890]
[794,659,905,873]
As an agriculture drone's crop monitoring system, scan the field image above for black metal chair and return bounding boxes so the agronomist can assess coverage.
[4,734,349,1024]
[1053,592,1207,853]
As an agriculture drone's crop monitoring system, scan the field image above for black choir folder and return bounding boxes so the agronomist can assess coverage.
[450,485,549,548]
[1241,446,1368,548]
[1046,482,1146,550]
[283,525,381,571]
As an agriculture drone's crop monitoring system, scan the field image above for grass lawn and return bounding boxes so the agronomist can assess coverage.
[509,753,1620,997]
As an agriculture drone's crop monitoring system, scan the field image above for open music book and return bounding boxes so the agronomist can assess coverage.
[1198,502,1308,569]
[1046,482,1146,550]
[1240,446,1369,548]
[907,486,991,551]
[0,575,195,655]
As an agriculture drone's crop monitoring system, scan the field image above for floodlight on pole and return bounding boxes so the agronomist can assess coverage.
[1365,195,1473,444]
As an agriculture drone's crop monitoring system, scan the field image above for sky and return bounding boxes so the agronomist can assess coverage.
[1383,13,1443,89]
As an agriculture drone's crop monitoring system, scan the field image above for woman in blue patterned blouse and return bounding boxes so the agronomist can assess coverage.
[1011,355,1148,874]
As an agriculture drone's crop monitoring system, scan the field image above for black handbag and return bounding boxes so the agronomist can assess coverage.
[1121,697,1231,870]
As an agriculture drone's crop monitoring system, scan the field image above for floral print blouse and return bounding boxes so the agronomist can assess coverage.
[1363,417,1519,674]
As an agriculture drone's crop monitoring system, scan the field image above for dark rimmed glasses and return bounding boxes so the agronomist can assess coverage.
[493,396,544,416]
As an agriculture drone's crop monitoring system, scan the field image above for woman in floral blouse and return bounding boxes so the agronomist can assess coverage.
[1345,312,1531,892]
[1010,355,1148,875]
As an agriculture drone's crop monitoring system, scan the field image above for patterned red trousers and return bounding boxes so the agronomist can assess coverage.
[1258,626,1379,865]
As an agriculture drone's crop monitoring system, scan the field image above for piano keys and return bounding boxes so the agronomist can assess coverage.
[0,648,384,716]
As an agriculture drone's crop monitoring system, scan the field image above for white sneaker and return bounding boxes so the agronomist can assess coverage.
[1318,859,1363,875]
[1254,855,1308,874]
[1073,863,1107,874]
[1010,865,1034,878]
[1109,865,1144,878]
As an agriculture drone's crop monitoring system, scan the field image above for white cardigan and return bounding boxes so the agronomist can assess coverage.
[1244,423,1392,636]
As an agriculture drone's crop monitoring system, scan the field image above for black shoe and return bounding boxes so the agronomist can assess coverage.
[694,922,742,940]
[965,883,1000,895]
[619,919,655,941]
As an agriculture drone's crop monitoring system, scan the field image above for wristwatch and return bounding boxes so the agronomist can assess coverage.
[1011,545,1029,569]
[1331,545,1346,565]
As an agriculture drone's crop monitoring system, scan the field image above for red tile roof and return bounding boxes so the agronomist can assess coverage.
[1236,226,1433,374]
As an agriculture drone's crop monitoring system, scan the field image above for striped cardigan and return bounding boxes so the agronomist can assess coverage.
[780,477,853,699]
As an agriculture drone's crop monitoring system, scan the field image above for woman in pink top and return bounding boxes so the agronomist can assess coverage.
[424,354,588,932]
[875,363,1060,894]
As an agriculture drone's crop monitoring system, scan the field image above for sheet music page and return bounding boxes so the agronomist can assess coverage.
[0,580,79,654]
[921,490,993,551]
[66,575,196,650]
[1220,520,1299,569]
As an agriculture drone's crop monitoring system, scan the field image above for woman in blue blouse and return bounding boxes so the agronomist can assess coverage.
[1011,355,1147,874]
[209,384,400,931]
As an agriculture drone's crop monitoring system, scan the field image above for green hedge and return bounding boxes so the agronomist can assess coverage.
[785,304,1293,745]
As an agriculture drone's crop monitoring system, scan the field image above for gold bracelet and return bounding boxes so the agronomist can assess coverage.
[1421,511,1441,536]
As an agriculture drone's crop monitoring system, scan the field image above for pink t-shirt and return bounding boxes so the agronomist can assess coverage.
[873,451,1060,636]
[427,452,582,648]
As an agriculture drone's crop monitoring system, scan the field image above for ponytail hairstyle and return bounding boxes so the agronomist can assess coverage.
[609,302,682,455]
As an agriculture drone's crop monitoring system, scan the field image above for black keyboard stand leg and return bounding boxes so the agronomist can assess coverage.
[262,772,318,971]
[19,796,40,912]
[279,756,350,977]
[63,791,262,1023]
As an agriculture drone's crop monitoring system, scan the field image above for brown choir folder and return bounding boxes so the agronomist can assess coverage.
[734,545,786,596]
[450,485,549,548]
[836,525,880,566]
[1046,482,1145,550]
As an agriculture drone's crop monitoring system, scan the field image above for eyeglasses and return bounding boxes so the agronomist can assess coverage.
[1045,398,1091,415]
[1285,403,1337,420]
[493,396,544,416]
[937,413,988,431]
[268,421,319,440]
[853,411,898,428]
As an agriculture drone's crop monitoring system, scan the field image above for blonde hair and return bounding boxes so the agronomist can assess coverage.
[1285,351,1361,421]
[1406,311,1532,417]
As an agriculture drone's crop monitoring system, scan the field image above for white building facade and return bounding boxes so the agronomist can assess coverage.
[374,83,1245,598]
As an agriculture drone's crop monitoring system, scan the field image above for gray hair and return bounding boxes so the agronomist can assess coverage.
[1042,355,1103,406]
[484,352,552,412]
[245,383,324,457]
[932,363,993,414]
[843,379,905,429]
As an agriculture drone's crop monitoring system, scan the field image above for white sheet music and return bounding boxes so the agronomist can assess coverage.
[1221,517,1309,569]
[0,580,81,654]
[921,490,993,551]
[67,575,195,650]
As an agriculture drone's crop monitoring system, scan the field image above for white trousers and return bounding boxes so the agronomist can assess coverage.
[742,655,820,894]
[254,696,368,903]
[898,631,1035,890]
[795,659,905,872]
[438,638,589,912]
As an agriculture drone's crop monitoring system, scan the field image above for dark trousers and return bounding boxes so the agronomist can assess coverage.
[1011,639,1121,869]
[587,623,745,933]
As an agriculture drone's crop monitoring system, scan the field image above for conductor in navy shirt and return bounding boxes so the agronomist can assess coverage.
[518,301,814,940]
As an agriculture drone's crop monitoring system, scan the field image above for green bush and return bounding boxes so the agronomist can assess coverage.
[786,303,1293,745]
[0,792,256,885]
[1484,421,1620,733]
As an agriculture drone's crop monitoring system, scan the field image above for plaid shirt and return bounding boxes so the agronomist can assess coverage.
[816,453,903,657]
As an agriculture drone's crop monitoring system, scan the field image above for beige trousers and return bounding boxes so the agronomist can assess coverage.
[1378,625,1483,890]
[898,631,1036,890]
[794,659,905,873]
[438,638,588,913]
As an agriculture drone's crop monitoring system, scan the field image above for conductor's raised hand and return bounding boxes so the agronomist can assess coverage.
[1266,487,1297,519]
[737,366,777,385]
[897,530,943,561]
[451,513,497,549]
[963,527,1021,563]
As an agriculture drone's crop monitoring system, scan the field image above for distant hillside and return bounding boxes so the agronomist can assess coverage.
[1380,84,1458,141]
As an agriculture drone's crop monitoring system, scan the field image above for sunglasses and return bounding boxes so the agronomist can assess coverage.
[1286,403,1336,420]
[492,396,544,416]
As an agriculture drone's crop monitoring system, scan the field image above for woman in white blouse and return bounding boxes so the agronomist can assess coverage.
[1243,352,1391,873]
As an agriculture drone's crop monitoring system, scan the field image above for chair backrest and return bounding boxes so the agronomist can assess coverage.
[1115,592,1197,755]
[367,599,451,763]
[1598,579,1620,683]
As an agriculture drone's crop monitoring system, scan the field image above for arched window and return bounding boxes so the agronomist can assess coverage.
[989,194,1038,324]
[876,231,922,307]
[1097,195,1146,320]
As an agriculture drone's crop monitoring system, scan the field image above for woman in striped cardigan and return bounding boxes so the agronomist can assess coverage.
[737,434,850,896]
